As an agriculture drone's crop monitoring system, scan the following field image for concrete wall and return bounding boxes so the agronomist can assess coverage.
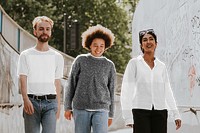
[132,0,200,132]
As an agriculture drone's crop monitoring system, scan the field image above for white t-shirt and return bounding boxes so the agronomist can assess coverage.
[17,47,64,95]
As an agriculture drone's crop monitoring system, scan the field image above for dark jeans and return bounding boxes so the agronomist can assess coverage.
[132,108,168,133]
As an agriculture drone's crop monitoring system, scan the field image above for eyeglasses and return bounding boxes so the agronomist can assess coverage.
[139,29,155,37]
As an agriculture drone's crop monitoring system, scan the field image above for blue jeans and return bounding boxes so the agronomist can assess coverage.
[73,109,108,133]
[23,97,58,133]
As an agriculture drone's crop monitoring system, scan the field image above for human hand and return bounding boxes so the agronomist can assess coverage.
[108,119,113,127]
[175,119,181,130]
[23,98,34,115]
[64,110,73,120]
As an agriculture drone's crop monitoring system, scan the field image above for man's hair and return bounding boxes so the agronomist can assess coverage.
[81,24,115,50]
[32,16,54,30]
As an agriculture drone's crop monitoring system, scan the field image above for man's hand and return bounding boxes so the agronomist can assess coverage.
[20,75,34,115]
[23,98,34,115]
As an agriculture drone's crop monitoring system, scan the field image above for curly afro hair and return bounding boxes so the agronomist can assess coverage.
[81,24,115,50]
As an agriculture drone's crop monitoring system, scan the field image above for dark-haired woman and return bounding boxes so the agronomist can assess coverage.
[121,29,181,133]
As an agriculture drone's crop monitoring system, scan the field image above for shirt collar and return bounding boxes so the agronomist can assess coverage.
[88,53,104,59]
[138,55,158,67]
[138,55,157,61]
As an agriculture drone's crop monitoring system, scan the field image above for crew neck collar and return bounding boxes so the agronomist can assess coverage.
[88,53,104,59]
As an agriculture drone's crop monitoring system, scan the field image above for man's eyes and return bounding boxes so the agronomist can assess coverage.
[39,28,51,31]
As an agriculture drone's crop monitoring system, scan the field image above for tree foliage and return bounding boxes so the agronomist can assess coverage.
[0,0,140,73]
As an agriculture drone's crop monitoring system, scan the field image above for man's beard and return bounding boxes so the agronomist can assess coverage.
[37,34,51,42]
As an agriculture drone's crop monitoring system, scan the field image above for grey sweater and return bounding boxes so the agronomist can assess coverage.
[64,53,116,117]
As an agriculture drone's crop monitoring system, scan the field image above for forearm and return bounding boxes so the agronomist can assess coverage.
[19,75,29,101]
[64,76,76,110]
[55,79,61,106]
[19,75,34,114]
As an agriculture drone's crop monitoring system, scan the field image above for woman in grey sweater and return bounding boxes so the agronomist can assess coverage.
[64,24,116,133]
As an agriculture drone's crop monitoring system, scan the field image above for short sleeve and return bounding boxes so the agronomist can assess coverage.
[17,53,29,76]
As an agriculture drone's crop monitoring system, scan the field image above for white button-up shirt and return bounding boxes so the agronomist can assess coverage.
[121,55,180,125]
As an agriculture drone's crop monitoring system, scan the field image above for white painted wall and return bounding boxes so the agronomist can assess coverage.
[132,0,200,132]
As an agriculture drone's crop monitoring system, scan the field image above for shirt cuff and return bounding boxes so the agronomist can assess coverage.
[124,118,134,125]
[169,109,181,120]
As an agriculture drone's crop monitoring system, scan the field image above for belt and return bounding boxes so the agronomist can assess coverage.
[28,94,56,100]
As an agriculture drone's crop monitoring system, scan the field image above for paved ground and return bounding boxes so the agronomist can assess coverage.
[109,128,132,133]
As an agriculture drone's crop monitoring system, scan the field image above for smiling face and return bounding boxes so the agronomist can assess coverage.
[141,33,157,54]
[90,38,106,57]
